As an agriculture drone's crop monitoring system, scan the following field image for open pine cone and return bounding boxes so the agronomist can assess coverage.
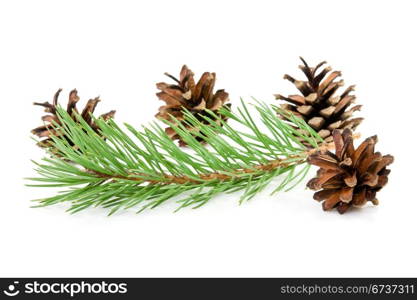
[32,89,115,149]
[156,65,230,146]
[275,57,363,145]
[307,129,393,214]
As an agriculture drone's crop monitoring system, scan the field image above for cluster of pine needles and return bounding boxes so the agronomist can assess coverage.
[28,100,323,215]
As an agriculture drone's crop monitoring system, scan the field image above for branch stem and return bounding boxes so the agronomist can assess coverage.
[88,133,359,185]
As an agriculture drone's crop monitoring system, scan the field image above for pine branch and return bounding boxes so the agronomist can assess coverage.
[27,99,323,215]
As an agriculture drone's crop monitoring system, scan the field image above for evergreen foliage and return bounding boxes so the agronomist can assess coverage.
[28,100,323,215]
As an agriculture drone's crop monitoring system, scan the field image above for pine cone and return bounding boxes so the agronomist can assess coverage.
[275,57,363,145]
[156,65,230,146]
[32,89,115,149]
[307,129,393,214]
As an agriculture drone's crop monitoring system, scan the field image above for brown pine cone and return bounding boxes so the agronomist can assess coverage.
[307,129,393,214]
[32,89,115,150]
[156,65,230,146]
[276,57,363,145]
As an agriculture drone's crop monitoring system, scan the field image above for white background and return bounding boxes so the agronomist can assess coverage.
[0,0,416,277]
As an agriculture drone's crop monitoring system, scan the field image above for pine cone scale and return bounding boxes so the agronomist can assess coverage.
[210,90,228,110]
[66,89,80,115]
[323,192,341,210]
[162,87,185,100]
[156,91,184,106]
[41,115,59,123]
[81,98,100,124]
[100,110,116,121]
[31,125,53,138]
